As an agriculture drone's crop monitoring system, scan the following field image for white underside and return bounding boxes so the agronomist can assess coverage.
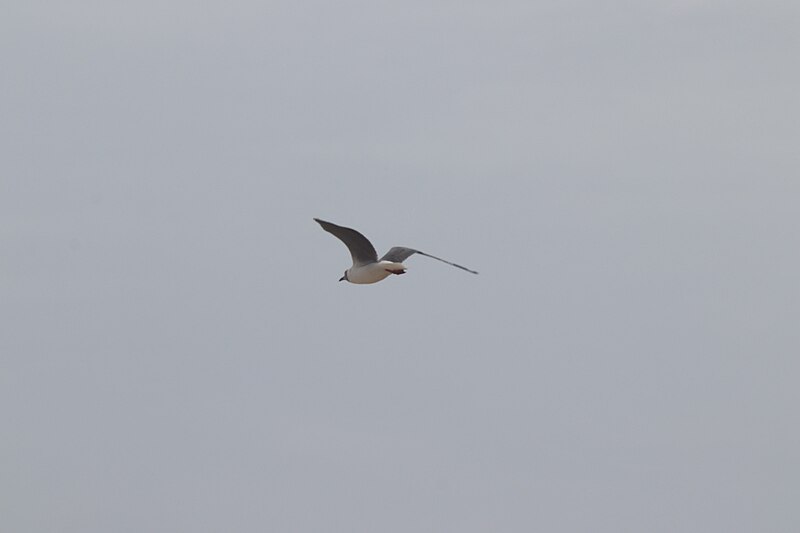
[346,261,406,284]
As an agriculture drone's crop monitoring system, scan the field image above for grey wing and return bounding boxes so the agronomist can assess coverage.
[314,218,378,266]
[381,246,479,275]
[380,246,419,263]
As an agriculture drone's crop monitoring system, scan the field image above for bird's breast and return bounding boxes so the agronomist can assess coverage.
[347,262,405,284]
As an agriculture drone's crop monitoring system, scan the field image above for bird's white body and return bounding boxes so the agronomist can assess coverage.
[346,261,406,284]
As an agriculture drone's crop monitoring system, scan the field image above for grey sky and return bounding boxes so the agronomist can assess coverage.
[2,1,799,532]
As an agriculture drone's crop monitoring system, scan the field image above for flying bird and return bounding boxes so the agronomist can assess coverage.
[314,218,478,284]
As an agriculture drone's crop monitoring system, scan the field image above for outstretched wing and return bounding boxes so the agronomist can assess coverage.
[314,218,378,266]
[381,246,478,274]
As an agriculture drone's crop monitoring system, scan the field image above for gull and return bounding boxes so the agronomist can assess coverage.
[314,218,478,284]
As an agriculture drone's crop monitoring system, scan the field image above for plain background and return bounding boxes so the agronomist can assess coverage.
[2,1,798,532]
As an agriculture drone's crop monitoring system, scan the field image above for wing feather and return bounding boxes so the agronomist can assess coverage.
[314,218,378,266]
[381,246,478,274]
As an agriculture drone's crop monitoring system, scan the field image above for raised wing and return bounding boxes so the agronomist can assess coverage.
[381,246,478,274]
[314,218,378,266]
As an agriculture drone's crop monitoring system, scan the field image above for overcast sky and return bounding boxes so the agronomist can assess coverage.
[2,1,799,532]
